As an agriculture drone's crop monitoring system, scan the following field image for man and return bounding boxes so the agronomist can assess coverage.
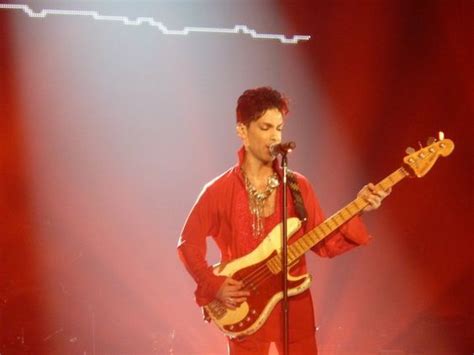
[177,87,390,354]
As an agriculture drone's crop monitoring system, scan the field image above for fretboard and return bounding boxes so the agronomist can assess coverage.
[270,167,409,269]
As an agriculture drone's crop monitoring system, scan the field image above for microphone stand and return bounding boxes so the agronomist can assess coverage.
[280,152,289,355]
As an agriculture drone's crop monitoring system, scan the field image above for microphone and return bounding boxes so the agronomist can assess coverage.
[269,141,296,157]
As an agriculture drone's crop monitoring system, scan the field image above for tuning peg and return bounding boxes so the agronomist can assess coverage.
[438,131,445,140]
[405,147,416,154]
[426,137,436,145]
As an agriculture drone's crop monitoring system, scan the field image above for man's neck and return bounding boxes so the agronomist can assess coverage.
[241,155,274,182]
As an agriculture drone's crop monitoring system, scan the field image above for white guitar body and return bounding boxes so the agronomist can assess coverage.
[204,217,312,338]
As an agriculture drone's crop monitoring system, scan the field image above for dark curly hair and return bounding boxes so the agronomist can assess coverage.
[236,87,289,125]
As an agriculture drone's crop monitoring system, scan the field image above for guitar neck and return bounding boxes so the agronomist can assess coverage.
[286,167,409,264]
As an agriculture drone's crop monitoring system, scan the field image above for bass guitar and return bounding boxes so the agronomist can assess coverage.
[203,132,454,338]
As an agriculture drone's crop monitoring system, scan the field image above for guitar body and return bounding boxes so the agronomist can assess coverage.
[203,217,312,338]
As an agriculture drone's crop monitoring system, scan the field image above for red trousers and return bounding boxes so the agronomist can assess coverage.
[228,334,318,355]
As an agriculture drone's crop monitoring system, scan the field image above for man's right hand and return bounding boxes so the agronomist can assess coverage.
[216,277,250,310]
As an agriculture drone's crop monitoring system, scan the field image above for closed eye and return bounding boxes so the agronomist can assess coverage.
[259,124,283,131]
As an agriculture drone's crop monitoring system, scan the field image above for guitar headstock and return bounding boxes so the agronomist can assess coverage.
[403,132,454,178]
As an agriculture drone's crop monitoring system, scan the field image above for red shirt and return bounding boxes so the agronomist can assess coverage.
[178,148,371,341]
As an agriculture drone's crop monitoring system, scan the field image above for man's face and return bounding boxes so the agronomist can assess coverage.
[237,108,284,164]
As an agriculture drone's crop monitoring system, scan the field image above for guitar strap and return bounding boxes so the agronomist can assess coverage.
[287,170,308,223]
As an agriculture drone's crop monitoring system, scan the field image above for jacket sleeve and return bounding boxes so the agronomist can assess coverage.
[177,184,226,306]
[298,175,372,258]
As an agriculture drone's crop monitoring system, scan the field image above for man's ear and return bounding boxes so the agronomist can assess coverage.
[236,123,247,140]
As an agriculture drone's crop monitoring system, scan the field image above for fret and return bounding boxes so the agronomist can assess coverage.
[340,208,348,219]
[300,236,310,249]
[292,242,303,256]
[308,229,318,244]
[306,236,315,249]
[266,256,279,274]
[319,223,328,235]
[297,240,306,254]
[354,200,361,210]
[287,248,296,261]
[271,257,279,272]
[352,200,360,210]
[353,200,362,213]
[292,242,302,257]
[346,206,354,216]
[274,257,281,273]
[287,251,295,264]
[274,255,282,272]
[348,204,358,214]
[306,232,317,246]
[326,218,337,230]
[378,180,387,190]
[289,244,301,263]
[346,207,355,217]
[313,228,324,242]
[294,239,304,253]
[357,198,366,212]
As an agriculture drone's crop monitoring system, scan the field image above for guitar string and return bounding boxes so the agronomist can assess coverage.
[238,231,318,287]
[240,248,298,287]
[238,244,299,286]
[236,233,317,292]
[238,251,301,292]
[241,254,305,291]
[241,263,273,288]
[238,261,297,299]
[243,270,273,291]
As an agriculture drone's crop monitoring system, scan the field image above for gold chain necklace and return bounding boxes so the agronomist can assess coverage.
[243,171,280,238]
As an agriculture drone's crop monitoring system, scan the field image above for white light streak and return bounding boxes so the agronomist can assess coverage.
[0,4,311,44]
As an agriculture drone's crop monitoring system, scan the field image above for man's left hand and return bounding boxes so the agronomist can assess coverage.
[358,183,391,212]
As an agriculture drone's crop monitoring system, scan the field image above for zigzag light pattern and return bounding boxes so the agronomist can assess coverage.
[0,3,311,44]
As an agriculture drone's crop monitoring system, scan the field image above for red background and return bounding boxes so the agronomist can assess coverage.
[0,1,472,354]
